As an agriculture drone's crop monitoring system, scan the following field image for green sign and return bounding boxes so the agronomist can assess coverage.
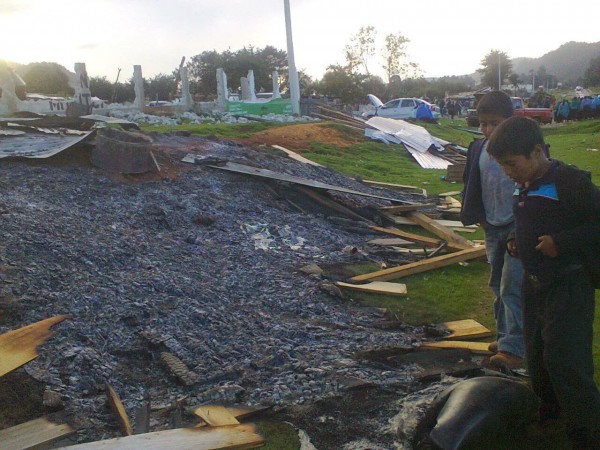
[226,98,293,116]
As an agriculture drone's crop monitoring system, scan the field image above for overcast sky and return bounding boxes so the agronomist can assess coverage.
[2,0,599,82]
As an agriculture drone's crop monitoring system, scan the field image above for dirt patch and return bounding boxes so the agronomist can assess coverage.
[235,122,364,151]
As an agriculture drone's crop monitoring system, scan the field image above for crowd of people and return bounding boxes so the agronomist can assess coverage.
[554,95,600,122]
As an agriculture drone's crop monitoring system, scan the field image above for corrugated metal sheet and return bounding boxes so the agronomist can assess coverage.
[404,143,452,170]
[366,116,443,152]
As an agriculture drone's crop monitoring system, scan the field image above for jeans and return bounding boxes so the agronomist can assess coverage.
[523,269,600,443]
[484,222,525,358]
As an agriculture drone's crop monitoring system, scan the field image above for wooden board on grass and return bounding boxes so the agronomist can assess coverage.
[194,405,240,426]
[56,424,264,450]
[350,245,486,282]
[421,340,493,355]
[0,417,75,450]
[442,319,492,340]
[366,237,415,246]
[0,315,70,378]
[271,145,323,167]
[336,281,407,296]
[406,211,472,248]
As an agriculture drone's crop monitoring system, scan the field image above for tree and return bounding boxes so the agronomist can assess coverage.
[89,76,113,100]
[536,65,548,89]
[478,50,512,90]
[17,62,74,96]
[315,65,363,104]
[382,32,421,82]
[187,45,288,99]
[145,73,176,102]
[583,56,600,87]
[344,26,376,75]
[508,73,520,96]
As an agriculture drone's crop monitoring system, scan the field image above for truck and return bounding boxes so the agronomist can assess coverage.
[466,96,553,127]
[511,97,553,124]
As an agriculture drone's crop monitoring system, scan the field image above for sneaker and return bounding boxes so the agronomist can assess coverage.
[489,351,523,370]
[487,341,498,353]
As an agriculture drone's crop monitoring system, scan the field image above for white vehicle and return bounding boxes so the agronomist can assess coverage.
[362,94,441,120]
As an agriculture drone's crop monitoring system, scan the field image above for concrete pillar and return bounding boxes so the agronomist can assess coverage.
[73,63,92,113]
[240,78,250,101]
[284,0,300,115]
[216,67,228,111]
[272,71,281,99]
[244,70,257,101]
[180,66,193,110]
[133,65,145,110]
[0,62,18,114]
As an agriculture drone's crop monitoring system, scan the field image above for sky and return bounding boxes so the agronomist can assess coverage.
[1,0,599,82]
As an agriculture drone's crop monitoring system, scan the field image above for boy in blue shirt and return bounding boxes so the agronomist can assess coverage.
[487,116,600,449]
[461,91,525,370]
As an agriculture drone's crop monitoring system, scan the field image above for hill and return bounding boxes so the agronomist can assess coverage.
[511,41,600,84]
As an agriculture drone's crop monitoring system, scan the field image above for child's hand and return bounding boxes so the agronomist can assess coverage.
[506,239,518,257]
[535,235,558,257]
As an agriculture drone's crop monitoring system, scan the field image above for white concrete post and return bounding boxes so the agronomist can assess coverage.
[180,66,193,110]
[272,71,281,99]
[284,0,300,115]
[73,62,91,111]
[0,63,18,114]
[216,67,228,111]
[133,65,145,110]
[240,77,251,101]
[246,70,257,101]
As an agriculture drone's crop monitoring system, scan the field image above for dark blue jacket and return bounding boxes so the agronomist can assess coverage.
[460,138,551,226]
[460,138,487,226]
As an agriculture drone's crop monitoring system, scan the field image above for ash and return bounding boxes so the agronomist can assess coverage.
[0,133,428,446]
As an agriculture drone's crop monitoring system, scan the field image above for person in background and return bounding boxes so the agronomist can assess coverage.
[487,116,600,450]
[570,96,581,121]
[460,91,525,370]
[555,96,570,123]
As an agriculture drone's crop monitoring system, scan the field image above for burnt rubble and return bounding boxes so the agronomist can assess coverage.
[0,132,433,445]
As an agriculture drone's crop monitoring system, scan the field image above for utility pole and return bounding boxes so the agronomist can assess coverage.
[111,68,121,103]
[497,53,501,91]
[284,0,300,115]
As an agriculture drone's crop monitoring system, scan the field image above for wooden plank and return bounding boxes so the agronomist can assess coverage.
[385,214,477,231]
[0,315,70,378]
[366,237,415,246]
[368,226,443,248]
[133,401,150,435]
[362,179,427,197]
[336,281,407,296]
[297,186,373,224]
[420,340,493,355]
[271,145,324,167]
[55,424,264,450]
[406,211,472,248]
[194,405,240,427]
[442,319,492,340]
[378,204,433,213]
[105,383,133,436]
[350,245,486,282]
[0,416,75,450]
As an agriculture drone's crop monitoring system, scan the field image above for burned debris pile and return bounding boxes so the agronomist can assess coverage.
[0,128,488,448]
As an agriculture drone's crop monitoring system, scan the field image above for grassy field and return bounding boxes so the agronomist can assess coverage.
[141,117,599,448]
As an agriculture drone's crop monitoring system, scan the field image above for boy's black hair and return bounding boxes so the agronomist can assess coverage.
[476,91,514,118]
[487,116,546,158]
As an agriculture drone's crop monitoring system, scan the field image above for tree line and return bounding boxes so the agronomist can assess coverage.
[12,28,600,106]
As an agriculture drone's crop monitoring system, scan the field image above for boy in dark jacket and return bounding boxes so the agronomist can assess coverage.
[488,116,600,449]
[460,91,525,369]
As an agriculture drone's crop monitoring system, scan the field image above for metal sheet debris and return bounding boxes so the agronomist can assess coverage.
[183,157,412,203]
[0,129,95,158]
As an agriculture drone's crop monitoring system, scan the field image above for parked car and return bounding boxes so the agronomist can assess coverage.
[362,95,441,120]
